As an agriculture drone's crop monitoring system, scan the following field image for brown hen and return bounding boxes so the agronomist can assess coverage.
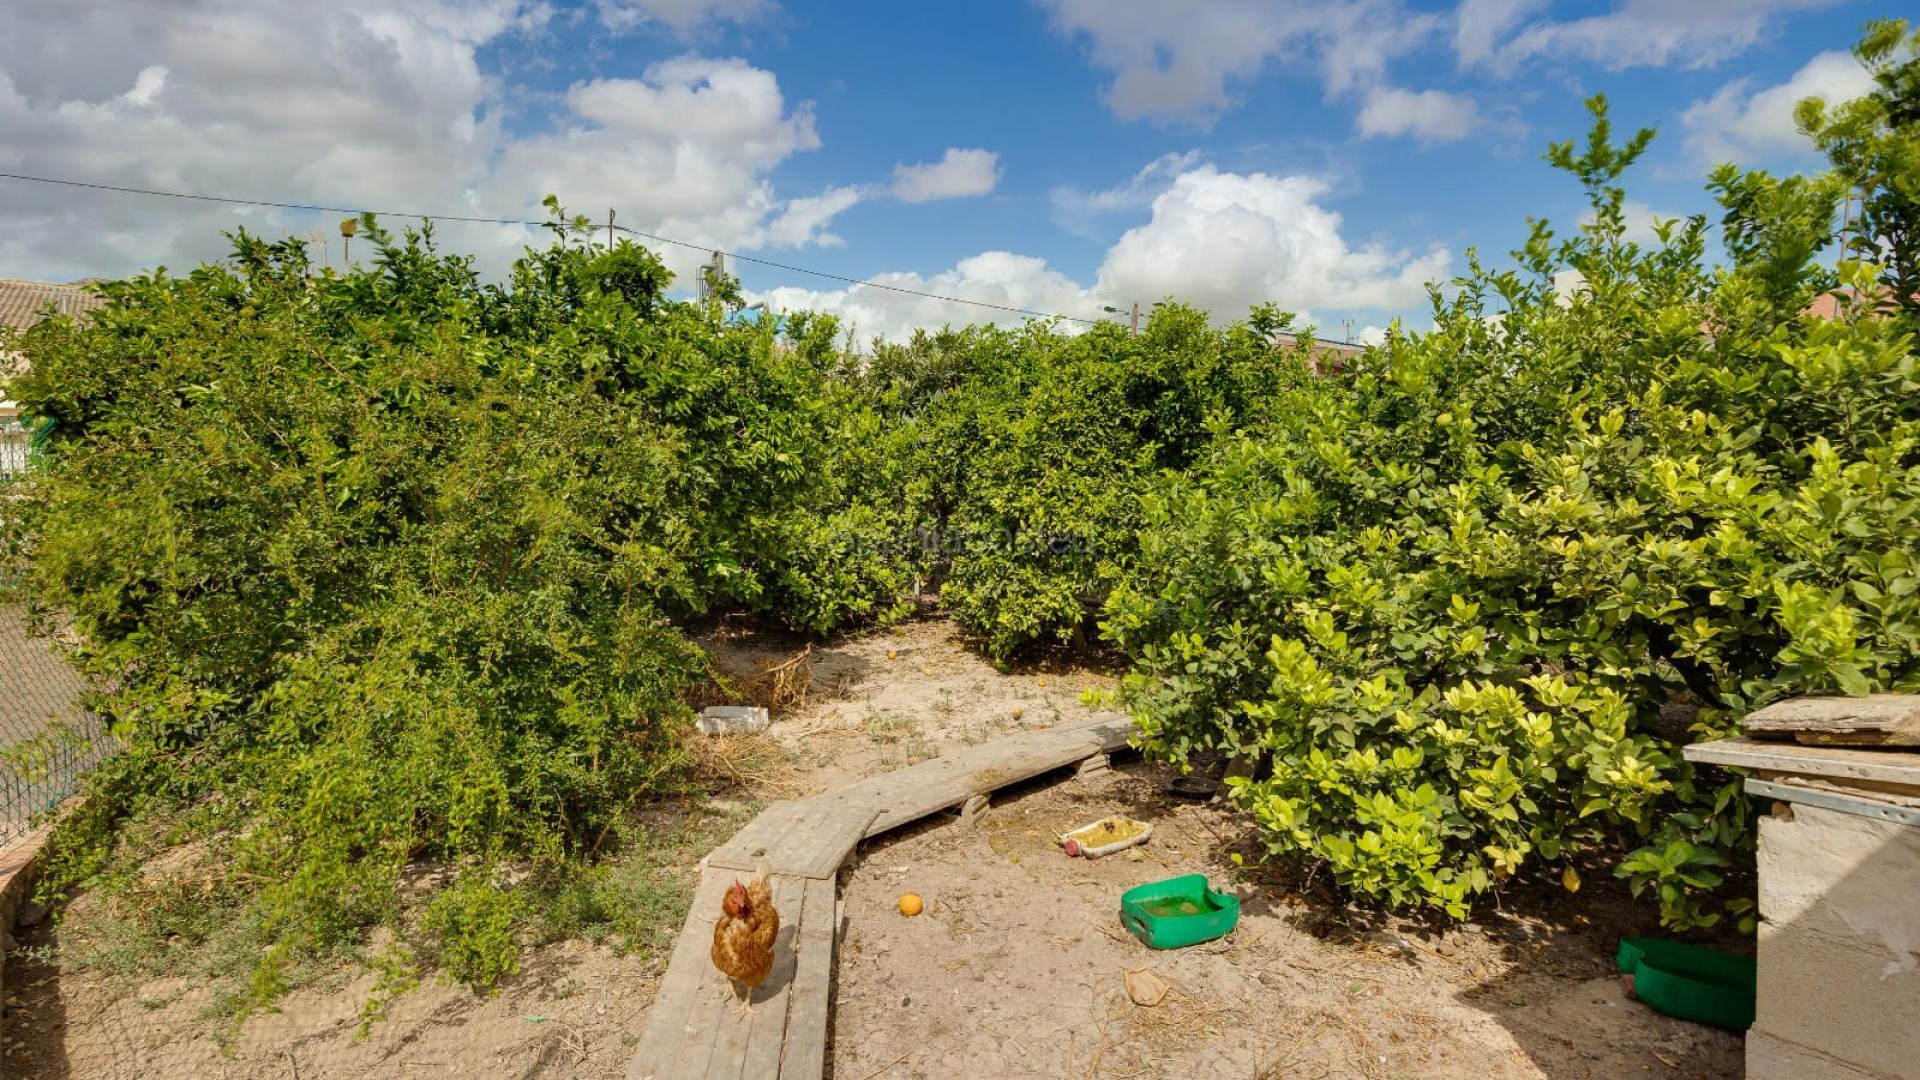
[711,867,779,1016]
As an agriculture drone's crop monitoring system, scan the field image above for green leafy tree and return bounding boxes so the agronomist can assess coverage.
[1,210,912,1006]
[851,307,1317,659]
[1107,89,1919,929]
[1800,18,1920,320]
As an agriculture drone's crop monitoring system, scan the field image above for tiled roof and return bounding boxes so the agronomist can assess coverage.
[1804,292,1846,321]
[0,278,105,331]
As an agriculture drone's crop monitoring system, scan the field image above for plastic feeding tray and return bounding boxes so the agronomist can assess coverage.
[1059,814,1154,859]
[1120,874,1240,950]
[1616,937,1755,1030]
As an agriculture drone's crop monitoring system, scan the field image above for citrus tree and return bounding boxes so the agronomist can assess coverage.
[1107,81,1920,928]
[1,211,910,998]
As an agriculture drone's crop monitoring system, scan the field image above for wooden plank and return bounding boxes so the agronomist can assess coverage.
[850,716,1134,836]
[776,877,837,1080]
[782,800,878,878]
[1746,777,1920,827]
[849,724,1097,814]
[657,869,733,1080]
[629,714,1134,1080]
[1744,694,1920,746]
[1684,737,1920,791]
[627,871,733,1080]
[708,873,806,1080]
[708,801,877,880]
[736,876,804,1079]
[703,802,808,873]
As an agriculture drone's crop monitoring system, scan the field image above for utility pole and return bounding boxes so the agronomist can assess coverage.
[607,208,616,252]
[1130,302,1140,337]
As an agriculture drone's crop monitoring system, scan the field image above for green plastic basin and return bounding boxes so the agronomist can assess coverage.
[1616,937,1756,1030]
[1119,874,1240,950]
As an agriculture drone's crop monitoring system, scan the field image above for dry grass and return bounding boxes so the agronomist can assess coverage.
[971,765,1028,788]
[735,646,815,715]
[680,732,802,799]
[1252,1015,1335,1080]
[689,643,819,718]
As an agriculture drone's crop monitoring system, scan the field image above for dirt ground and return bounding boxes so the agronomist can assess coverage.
[831,763,1742,1080]
[699,617,1122,798]
[2,617,1744,1079]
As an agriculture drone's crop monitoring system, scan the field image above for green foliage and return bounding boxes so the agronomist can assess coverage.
[1799,18,1920,320]
[1107,93,1920,928]
[527,802,751,953]
[420,875,524,989]
[8,25,1918,1002]
[1,212,907,1007]
[858,306,1312,658]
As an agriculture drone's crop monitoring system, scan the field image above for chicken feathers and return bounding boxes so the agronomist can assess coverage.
[711,866,779,1013]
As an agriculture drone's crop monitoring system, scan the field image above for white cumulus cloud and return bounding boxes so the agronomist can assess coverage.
[756,159,1447,345]
[890,148,1002,203]
[1049,150,1205,237]
[1356,86,1481,142]
[489,56,857,265]
[756,251,1093,345]
[1097,165,1447,318]
[1036,0,1439,127]
[759,186,863,248]
[1454,0,1542,69]
[1680,49,1875,166]
[0,2,854,287]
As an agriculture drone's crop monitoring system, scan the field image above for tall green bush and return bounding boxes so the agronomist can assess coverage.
[859,306,1314,658]
[1,213,908,999]
[1107,90,1920,928]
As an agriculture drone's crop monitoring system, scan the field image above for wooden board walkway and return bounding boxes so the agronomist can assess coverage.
[626,713,1133,1080]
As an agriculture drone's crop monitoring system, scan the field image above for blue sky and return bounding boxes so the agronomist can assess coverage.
[0,0,1895,342]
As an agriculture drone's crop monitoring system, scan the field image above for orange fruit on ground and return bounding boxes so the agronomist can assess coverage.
[898,893,924,917]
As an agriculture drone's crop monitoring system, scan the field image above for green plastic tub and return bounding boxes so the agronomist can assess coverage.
[1616,937,1756,1030]
[1119,874,1240,950]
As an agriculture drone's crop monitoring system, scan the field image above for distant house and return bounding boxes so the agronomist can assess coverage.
[2,278,105,475]
[1803,287,1918,321]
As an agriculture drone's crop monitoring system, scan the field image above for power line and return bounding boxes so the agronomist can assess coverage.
[0,171,553,228]
[614,225,1096,324]
[0,170,1097,325]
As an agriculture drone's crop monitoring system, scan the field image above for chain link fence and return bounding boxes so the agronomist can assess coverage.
[2,605,113,847]
[6,408,115,844]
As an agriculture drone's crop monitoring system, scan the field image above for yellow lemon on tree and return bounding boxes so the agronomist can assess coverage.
[898,893,924,917]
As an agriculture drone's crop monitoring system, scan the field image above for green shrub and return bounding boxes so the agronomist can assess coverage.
[1108,88,1920,928]
[860,307,1314,659]
[1,211,908,1005]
